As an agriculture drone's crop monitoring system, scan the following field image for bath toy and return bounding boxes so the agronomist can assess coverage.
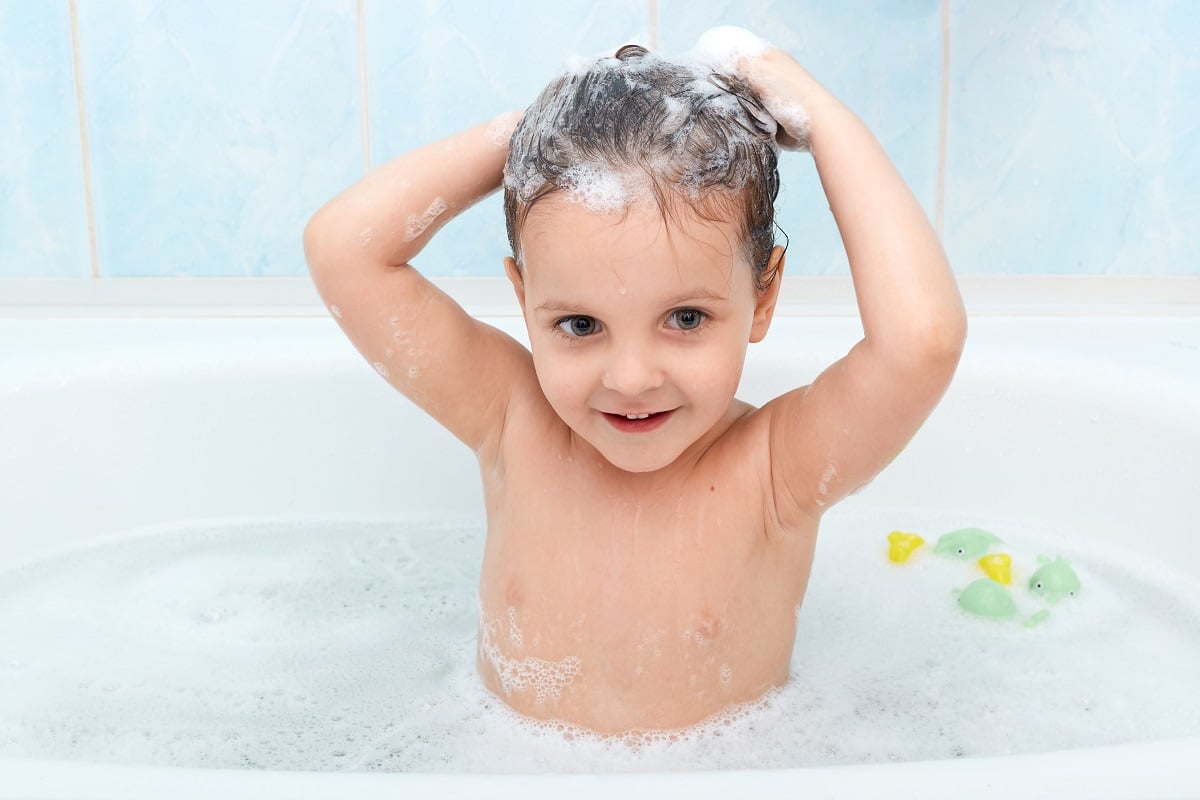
[954,578,1016,619]
[977,553,1012,585]
[1023,609,1051,628]
[887,531,925,563]
[934,528,1003,560]
[1028,556,1081,602]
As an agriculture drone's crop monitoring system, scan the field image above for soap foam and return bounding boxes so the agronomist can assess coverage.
[1,511,1198,773]
[687,26,769,76]
[503,42,785,222]
[404,197,448,242]
[478,606,581,705]
[560,164,640,213]
[485,112,522,149]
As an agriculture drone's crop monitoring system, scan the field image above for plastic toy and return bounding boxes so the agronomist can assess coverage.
[1023,609,1051,628]
[977,553,1012,585]
[934,527,1003,559]
[885,528,1080,628]
[887,531,925,563]
[1028,556,1081,602]
[954,578,1016,619]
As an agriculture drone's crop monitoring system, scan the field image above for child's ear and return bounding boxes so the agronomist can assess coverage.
[503,257,526,312]
[749,246,786,343]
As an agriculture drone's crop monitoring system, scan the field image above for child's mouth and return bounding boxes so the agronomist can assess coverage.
[602,409,675,433]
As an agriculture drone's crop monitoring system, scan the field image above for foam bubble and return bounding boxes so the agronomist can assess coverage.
[479,604,581,705]
[687,26,769,77]
[485,112,522,149]
[561,164,640,213]
[763,97,811,151]
[1,512,1198,773]
[817,463,837,499]
[404,197,449,241]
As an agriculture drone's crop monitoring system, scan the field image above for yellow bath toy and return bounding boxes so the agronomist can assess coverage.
[887,531,925,563]
[978,553,1012,585]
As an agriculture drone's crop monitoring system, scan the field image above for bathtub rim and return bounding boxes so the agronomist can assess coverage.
[2,285,1198,795]
[3,733,1200,800]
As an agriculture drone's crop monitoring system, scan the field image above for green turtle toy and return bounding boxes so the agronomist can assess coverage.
[1028,555,1081,602]
[934,527,1004,560]
[954,577,1053,627]
[954,578,1016,619]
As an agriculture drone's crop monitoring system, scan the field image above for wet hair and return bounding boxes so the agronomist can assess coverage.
[503,44,784,291]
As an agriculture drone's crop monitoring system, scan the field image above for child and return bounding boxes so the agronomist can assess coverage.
[304,30,966,735]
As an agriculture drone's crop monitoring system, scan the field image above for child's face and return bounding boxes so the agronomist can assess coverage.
[506,195,781,473]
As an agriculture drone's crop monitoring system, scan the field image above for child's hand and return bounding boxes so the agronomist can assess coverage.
[690,27,813,151]
[738,48,814,151]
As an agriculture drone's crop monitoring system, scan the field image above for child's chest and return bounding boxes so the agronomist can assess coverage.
[479,434,781,617]
[474,437,816,726]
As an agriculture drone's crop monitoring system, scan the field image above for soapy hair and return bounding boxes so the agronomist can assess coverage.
[503,44,783,290]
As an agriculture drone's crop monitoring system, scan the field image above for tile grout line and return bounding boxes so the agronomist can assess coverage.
[67,0,100,280]
[356,0,372,173]
[936,0,950,240]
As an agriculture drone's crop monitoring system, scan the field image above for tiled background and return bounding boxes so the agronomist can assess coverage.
[1,0,1197,280]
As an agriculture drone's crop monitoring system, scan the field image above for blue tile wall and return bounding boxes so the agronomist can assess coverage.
[945,0,1200,274]
[74,0,362,277]
[1,0,1196,279]
[364,0,649,277]
[0,2,90,278]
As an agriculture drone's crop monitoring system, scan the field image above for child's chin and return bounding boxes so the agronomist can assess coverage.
[593,444,682,474]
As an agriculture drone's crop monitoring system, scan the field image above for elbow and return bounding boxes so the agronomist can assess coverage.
[917,307,968,388]
[931,305,968,365]
[879,306,967,380]
[302,207,335,279]
[921,305,967,366]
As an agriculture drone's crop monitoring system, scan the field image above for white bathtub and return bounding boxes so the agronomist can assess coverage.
[2,288,1199,799]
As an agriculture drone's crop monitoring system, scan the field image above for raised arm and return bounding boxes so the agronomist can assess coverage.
[746,48,968,524]
[303,112,535,453]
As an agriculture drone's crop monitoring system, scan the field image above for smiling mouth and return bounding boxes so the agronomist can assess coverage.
[602,409,676,433]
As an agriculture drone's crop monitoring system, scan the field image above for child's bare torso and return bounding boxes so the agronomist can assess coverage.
[475,395,818,734]
[304,31,966,740]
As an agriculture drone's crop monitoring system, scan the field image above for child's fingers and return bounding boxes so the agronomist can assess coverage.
[690,28,812,151]
[739,48,814,152]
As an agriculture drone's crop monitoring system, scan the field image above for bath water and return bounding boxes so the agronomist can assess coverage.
[1,510,1198,773]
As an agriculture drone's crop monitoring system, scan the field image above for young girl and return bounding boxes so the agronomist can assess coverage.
[304,29,966,735]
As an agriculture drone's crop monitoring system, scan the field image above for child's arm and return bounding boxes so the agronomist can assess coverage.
[747,48,968,523]
[303,112,535,453]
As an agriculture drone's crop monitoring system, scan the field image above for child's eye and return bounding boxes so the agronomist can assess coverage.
[556,315,600,337]
[667,308,707,331]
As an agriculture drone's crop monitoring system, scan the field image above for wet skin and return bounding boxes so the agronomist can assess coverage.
[476,197,816,732]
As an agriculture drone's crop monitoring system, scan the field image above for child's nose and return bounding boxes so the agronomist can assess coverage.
[602,342,665,396]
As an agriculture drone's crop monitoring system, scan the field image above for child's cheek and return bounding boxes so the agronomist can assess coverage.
[535,351,590,412]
